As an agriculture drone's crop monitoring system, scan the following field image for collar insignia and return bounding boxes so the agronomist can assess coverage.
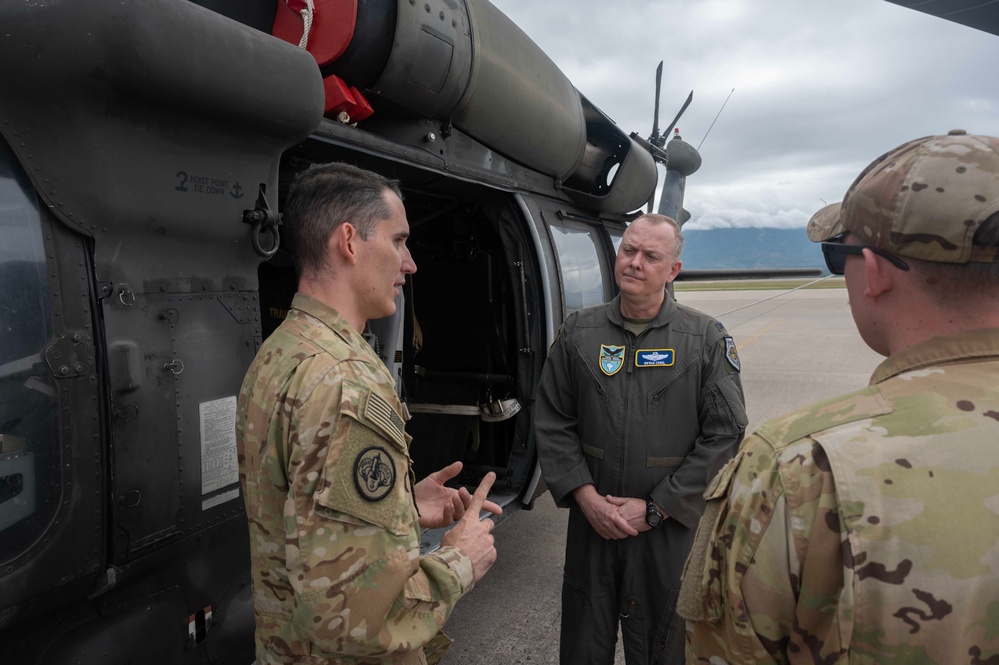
[635,348,675,367]
[725,336,741,372]
[354,446,395,501]
[599,344,625,376]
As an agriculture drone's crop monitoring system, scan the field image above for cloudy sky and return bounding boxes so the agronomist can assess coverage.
[489,0,999,231]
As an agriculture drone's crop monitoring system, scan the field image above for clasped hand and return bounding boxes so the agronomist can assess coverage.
[574,484,662,540]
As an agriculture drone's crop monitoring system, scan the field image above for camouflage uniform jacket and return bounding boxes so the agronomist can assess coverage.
[236,294,473,665]
[680,327,999,664]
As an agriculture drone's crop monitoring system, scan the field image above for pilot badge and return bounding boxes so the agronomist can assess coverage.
[635,348,675,367]
[599,344,625,376]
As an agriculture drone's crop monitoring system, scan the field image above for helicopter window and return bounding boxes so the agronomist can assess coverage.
[610,229,624,255]
[550,222,610,312]
[0,141,58,563]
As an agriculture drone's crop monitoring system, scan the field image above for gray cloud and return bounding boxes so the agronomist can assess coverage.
[489,0,999,230]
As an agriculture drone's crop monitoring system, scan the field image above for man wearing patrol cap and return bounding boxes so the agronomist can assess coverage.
[680,130,999,663]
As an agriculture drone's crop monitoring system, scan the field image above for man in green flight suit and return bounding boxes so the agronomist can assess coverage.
[681,130,999,663]
[236,163,500,664]
[535,213,748,664]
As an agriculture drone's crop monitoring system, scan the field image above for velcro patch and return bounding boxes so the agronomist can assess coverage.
[635,348,675,367]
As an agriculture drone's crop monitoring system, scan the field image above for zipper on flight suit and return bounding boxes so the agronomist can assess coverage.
[619,325,655,498]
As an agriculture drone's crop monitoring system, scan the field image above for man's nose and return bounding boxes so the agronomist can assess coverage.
[402,246,417,274]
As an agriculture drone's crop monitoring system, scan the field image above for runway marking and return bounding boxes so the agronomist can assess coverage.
[734,320,780,350]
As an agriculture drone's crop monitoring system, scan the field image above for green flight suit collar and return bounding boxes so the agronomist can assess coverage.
[870,327,999,385]
[606,290,678,330]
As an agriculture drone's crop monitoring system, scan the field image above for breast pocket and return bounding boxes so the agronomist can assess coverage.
[645,365,698,461]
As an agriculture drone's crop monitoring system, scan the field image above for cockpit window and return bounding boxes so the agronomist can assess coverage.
[610,229,623,255]
[549,223,611,312]
[0,141,59,564]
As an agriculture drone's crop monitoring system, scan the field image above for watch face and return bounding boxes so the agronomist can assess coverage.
[646,501,662,527]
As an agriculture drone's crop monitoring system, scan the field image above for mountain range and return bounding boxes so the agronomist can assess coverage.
[679,227,827,272]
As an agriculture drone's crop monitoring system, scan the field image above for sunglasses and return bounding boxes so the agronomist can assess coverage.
[820,233,909,275]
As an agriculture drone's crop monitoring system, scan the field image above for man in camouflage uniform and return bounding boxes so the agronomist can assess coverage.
[236,163,499,664]
[535,214,747,665]
[681,130,999,663]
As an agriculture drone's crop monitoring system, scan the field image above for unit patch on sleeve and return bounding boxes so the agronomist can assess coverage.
[599,344,625,376]
[724,336,741,372]
[354,446,396,501]
[635,349,675,367]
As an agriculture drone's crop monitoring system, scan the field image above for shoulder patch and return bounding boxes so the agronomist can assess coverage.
[724,336,741,372]
[714,321,727,334]
[363,391,406,449]
[354,446,396,501]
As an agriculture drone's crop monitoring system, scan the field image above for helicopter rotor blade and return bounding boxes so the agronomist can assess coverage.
[650,61,663,144]
[663,90,693,139]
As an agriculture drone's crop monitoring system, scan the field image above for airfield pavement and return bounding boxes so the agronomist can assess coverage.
[440,284,883,664]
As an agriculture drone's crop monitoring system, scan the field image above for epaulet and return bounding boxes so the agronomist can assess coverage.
[755,384,892,449]
[707,319,729,340]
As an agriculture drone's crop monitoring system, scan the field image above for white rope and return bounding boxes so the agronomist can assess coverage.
[298,0,316,50]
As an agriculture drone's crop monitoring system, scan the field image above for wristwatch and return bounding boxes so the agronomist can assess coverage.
[645,499,664,528]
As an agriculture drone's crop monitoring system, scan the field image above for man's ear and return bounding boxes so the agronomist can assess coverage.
[862,248,895,298]
[666,259,683,284]
[334,222,359,264]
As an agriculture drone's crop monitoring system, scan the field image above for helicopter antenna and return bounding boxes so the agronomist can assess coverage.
[697,87,734,151]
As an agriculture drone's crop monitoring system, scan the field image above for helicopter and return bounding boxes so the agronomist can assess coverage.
[0,0,707,662]
[885,0,999,37]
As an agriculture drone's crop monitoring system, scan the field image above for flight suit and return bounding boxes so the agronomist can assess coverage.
[236,294,473,665]
[681,328,999,664]
[535,293,747,665]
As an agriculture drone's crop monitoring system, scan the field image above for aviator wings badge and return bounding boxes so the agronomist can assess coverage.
[599,344,625,376]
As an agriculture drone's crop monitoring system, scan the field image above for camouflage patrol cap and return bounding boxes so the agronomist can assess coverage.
[807,130,999,263]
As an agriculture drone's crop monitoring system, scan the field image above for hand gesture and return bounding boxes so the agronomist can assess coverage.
[441,471,499,584]
[415,461,502,528]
